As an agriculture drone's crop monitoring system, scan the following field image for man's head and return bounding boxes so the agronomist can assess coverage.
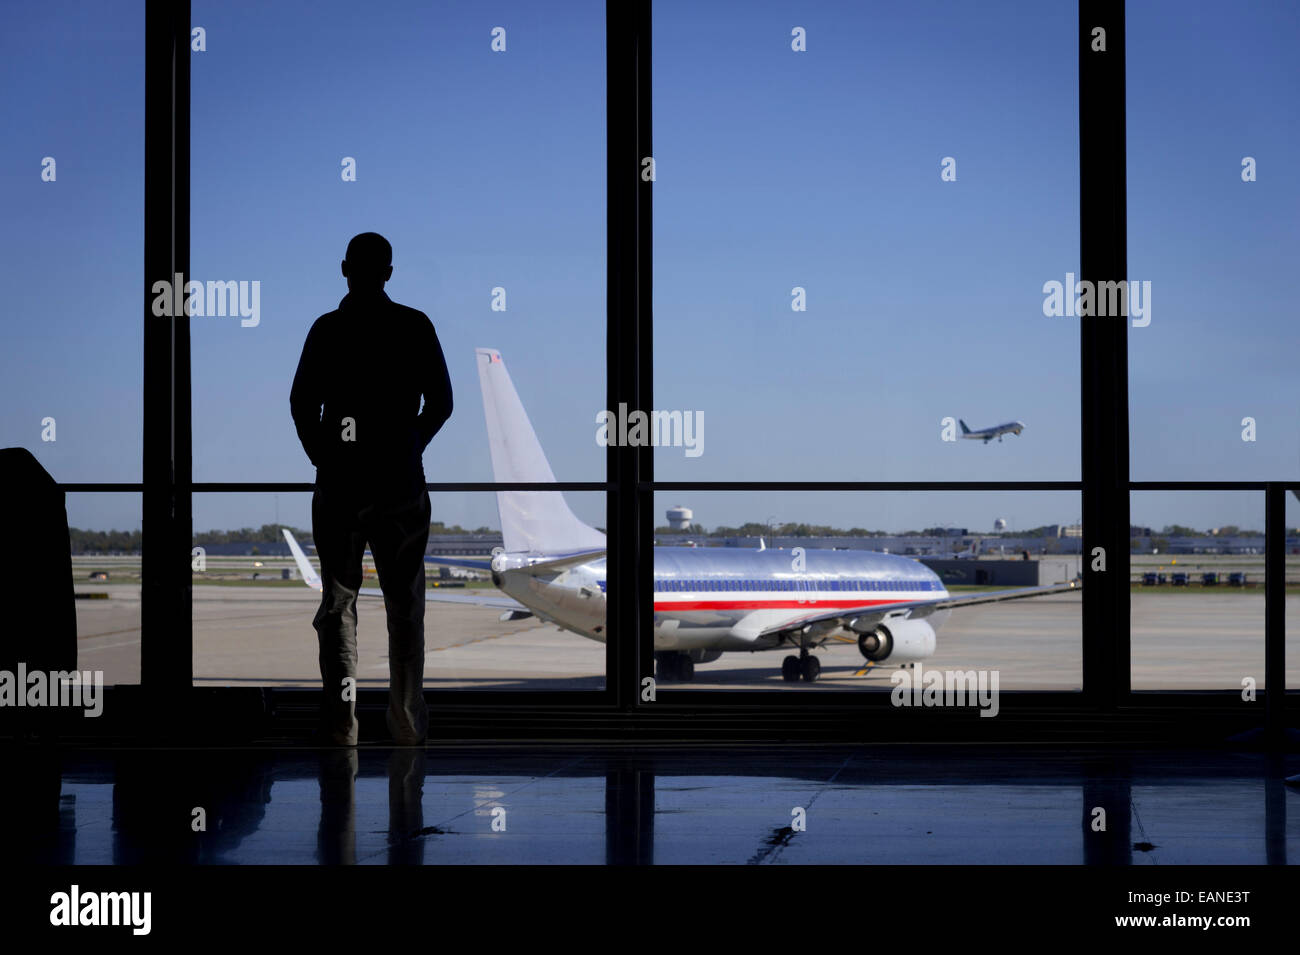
[341,232,393,293]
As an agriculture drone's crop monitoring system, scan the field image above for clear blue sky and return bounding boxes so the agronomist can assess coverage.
[1,0,1295,537]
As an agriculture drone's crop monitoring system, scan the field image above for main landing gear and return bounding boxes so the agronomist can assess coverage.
[782,647,821,683]
[655,651,695,682]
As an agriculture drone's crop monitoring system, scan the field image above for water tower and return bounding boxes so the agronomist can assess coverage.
[667,505,693,530]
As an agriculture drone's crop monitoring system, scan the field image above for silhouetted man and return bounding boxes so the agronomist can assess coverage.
[290,233,453,745]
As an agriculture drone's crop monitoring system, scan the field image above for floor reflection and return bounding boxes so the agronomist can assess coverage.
[3,747,1294,865]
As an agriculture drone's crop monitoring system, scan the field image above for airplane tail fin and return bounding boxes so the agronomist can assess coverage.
[958,419,971,435]
[476,348,606,555]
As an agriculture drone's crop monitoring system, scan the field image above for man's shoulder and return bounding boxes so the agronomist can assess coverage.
[307,308,344,334]
[387,302,440,344]
[387,300,434,327]
[307,297,434,337]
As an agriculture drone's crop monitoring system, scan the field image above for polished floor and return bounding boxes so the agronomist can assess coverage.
[4,746,1297,865]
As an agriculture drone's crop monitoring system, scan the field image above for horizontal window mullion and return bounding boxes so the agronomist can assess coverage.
[1129,481,1289,491]
[643,481,1082,492]
[60,483,146,492]
[62,480,1297,493]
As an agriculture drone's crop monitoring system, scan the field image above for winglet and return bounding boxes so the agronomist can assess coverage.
[282,529,322,592]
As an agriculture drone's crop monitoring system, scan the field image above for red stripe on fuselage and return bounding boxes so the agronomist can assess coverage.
[652,598,912,612]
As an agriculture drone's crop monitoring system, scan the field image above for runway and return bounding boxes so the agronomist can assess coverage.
[70,584,1300,690]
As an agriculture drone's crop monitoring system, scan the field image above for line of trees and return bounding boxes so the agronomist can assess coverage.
[70,519,1281,555]
[68,519,498,554]
[68,528,144,554]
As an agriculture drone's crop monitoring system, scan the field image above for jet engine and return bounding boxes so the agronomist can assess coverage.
[856,618,936,663]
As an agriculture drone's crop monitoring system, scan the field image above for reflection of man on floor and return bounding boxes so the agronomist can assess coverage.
[290,232,453,745]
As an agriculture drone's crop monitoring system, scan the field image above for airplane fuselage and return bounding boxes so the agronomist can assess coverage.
[962,420,1025,443]
[493,547,952,652]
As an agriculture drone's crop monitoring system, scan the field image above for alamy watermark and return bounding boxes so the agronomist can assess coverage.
[596,403,704,458]
[50,885,150,935]
[0,665,104,717]
[151,273,260,327]
[1042,272,1151,327]
[890,662,1000,717]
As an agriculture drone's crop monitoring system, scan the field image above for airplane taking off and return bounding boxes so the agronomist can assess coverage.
[285,349,1077,684]
[959,419,1025,443]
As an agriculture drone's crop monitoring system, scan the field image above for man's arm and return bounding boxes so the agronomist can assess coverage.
[289,321,325,468]
[416,317,453,451]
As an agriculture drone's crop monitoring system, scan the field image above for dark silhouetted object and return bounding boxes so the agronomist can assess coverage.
[290,233,453,746]
[1,448,77,740]
[1,448,77,675]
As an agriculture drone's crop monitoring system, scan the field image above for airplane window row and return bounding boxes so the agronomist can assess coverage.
[651,579,939,593]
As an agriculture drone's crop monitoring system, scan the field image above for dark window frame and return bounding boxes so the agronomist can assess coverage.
[58,0,1294,742]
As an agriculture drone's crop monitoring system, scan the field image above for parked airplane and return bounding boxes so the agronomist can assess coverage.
[285,349,1077,683]
[959,419,1025,443]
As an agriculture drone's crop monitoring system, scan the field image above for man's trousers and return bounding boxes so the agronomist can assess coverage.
[311,484,431,745]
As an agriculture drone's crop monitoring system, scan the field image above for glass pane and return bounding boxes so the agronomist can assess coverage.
[190,0,605,484]
[0,2,144,481]
[69,492,142,687]
[2,4,143,695]
[653,1,1079,481]
[1127,1,1300,480]
[649,490,1082,693]
[1130,491,1266,690]
[192,491,606,690]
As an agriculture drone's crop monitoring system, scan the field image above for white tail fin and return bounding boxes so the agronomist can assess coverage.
[476,348,605,555]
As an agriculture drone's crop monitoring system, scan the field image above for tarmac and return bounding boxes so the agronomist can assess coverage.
[69,584,1300,690]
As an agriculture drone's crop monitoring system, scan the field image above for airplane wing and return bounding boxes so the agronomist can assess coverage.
[927,581,1080,610]
[282,528,321,590]
[426,556,495,571]
[748,580,1082,642]
[283,529,527,610]
[389,588,526,611]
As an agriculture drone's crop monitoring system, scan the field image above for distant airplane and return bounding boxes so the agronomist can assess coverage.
[959,419,1025,444]
[285,351,1076,683]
